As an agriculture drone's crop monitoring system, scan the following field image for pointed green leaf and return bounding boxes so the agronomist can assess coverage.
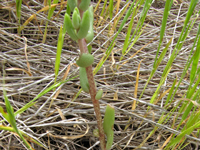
[63,13,78,40]
[79,0,91,11]
[72,7,81,29]
[85,6,94,43]
[68,0,77,11]
[79,67,90,93]
[76,53,94,67]
[95,89,103,100]
[0,106,10,122]
[103,104,115,150]
[55,25,64,80]
[77,10,90,39]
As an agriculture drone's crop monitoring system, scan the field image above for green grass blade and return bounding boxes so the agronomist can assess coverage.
[139,38,172,99]
[16,0,22,34]
[15,76,77,115]
[48,0,59,20]
[3,89,33,150]
[48,0,51,7]
[167,118,200,147]
[149,66,171,104]
[186,109,200,130]
[179,28,200,117]
[16,0,22,23]
[159,0,172,45]
[109,0,113,19]
[0,125,46,149]
[0,106,10,122]
[163,3,199,146]
[188,71,200,99]
[181,74,200,121]
[3,90,16,131]
[55,25,64,82]
[174,0,198,53]
[168,14,200,116]
[165,77,177,106]
[121,0,136,55]
[112,1,130,30]
[190,30,200,82]
[153,0,173,68]
[153,1,198,108]
[15,82,64,115]
[121,0,149,59]
[14,101,37,117]
[95,1,136,74]
[42,0,59,45]
[100,0,108,17]
[183,0,199,29]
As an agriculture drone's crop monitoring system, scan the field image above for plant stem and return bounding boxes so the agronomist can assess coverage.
[78,39,106,150]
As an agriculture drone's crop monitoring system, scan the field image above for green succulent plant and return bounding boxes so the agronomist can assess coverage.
[63,1,115,149]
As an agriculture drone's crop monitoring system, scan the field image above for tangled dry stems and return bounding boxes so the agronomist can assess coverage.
[0,0,200,149]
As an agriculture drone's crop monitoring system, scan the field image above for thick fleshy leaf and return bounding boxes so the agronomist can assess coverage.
[79,0,91,11]
[95,89,103,100]
[76,53,94,67]
[85,6,94,43]
[63,13,78,40]
[103,104,115,150]
[68,0,77,11]
[79,67,90,93]
[72,7,81,29]
[77,10,90,39]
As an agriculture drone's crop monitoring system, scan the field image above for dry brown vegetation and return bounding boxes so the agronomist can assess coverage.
[0,0,200,149]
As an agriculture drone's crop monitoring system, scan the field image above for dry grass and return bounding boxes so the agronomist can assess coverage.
[0,0,200,149]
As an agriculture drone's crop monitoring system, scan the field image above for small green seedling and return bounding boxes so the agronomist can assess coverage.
[103,104,115,150]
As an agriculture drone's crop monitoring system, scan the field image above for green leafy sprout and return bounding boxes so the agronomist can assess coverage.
[62,1,115,149]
